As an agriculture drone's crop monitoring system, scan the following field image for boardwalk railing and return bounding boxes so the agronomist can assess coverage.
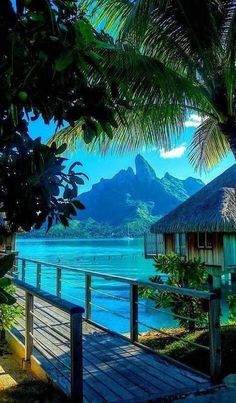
[12,278,84,401]
[11,255,221,379]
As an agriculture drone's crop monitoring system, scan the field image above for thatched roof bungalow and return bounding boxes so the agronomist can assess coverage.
[145,164,236,276]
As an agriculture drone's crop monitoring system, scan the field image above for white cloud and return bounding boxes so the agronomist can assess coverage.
[160,145,186,159]
[184,113,203,128]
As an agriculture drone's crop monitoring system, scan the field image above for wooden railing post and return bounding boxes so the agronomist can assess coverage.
[13,251,19,276]
[56,267,62,297]
[70,309,83,402]
[208,292,221,380]
[24,291,33,364]
[22,259,26,282]
[130,283,138,342]
[85,274,91,320]
[36,263,41,289]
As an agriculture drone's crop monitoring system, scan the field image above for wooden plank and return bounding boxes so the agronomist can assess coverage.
[14,287,213,403]
[30,300,209,388]
[32,316,142,400]
[21,294,210,389]
[84,350,149,399]
[83,341,169,395]
[30,316,137,401]
[84,329,209,387]
[85,341,184,391]
[89,328,207,382]
[84,335,187,391]
[84,357,136,401]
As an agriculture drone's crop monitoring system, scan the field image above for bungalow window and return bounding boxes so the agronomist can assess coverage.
[198,232,213,249]
[180,233,186,256]
[174,233,186,256]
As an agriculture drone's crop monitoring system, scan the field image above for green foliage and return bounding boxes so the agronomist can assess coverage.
[140,253,208,332]
[0,254,23,339]
[18,208,159,239]
[0,284,23,341]
[0,254,16,305]
[0,138,87,233]
[0,0,135,234]
[1,1,124,141]
[141,325,236,377]
[227,295,236,325]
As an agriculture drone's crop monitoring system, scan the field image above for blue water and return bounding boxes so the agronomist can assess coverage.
[16,237,176,333]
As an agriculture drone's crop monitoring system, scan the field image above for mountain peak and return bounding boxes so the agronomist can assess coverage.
[78,155,205,225]
[135,154,157,182]
[164,172,173,180]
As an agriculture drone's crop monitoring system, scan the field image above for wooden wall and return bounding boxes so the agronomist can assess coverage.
[187,232,224,267]
[223,233,236,268]
[144,233,165,257]
[156,231,236,270]
[165,234,174,253]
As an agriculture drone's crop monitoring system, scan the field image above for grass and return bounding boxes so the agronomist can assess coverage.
[139,325,236,377]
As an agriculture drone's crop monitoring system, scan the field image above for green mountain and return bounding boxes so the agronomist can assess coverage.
[20,155,204,239]
[77,154,204,224]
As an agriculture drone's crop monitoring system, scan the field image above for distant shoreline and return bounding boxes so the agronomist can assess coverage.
[17,237,143,241]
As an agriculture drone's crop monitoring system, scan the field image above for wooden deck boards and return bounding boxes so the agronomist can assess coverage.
[14,289,213,402]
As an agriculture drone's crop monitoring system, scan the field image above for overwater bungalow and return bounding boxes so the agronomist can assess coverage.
[144,164,236,285]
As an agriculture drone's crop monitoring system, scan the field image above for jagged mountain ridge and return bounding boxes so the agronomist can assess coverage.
[78,155,204,225]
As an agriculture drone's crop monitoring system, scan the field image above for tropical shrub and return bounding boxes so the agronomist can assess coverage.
[0,254,22,341]
[140,253,208,332]
[0,284,23,342]
[0,254,16,305]
[227,295,236,325]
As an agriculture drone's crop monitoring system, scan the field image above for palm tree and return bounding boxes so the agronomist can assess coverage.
[52,1,236,171]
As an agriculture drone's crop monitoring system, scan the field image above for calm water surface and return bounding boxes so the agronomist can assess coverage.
[16,237,231,333]
[16,237,175,333]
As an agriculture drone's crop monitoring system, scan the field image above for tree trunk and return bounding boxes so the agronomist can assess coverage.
[0,328,5,342]
[220,119,236,158]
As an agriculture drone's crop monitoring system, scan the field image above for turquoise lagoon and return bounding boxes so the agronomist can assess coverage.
[16,237,231,333]
[16,237,176,333]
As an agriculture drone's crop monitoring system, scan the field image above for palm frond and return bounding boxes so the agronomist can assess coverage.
[50,40,218,154]
[189,117,230,171]
[81,0,132,35]
[57,0,236,172]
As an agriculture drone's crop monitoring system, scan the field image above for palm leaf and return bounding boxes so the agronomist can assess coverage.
[81,0,133,35]
[59,0,236,170]
[50,42,216,153]
[189,117,230,171]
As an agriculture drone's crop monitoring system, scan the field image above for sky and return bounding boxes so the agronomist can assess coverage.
[29,114,235,193]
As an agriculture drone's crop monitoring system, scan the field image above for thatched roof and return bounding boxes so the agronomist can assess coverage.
[151,164,236,233]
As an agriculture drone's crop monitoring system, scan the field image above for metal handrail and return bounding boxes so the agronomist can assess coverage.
[13,254,222,380]
[16,256,215,299]
[12,278,84,401]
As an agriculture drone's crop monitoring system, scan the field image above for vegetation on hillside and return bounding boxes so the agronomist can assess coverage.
[19,206,160,239]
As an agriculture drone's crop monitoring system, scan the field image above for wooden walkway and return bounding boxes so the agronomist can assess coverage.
[14,289,213,402]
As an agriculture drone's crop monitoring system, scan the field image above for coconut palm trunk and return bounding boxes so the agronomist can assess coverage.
[221,121,236,159]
